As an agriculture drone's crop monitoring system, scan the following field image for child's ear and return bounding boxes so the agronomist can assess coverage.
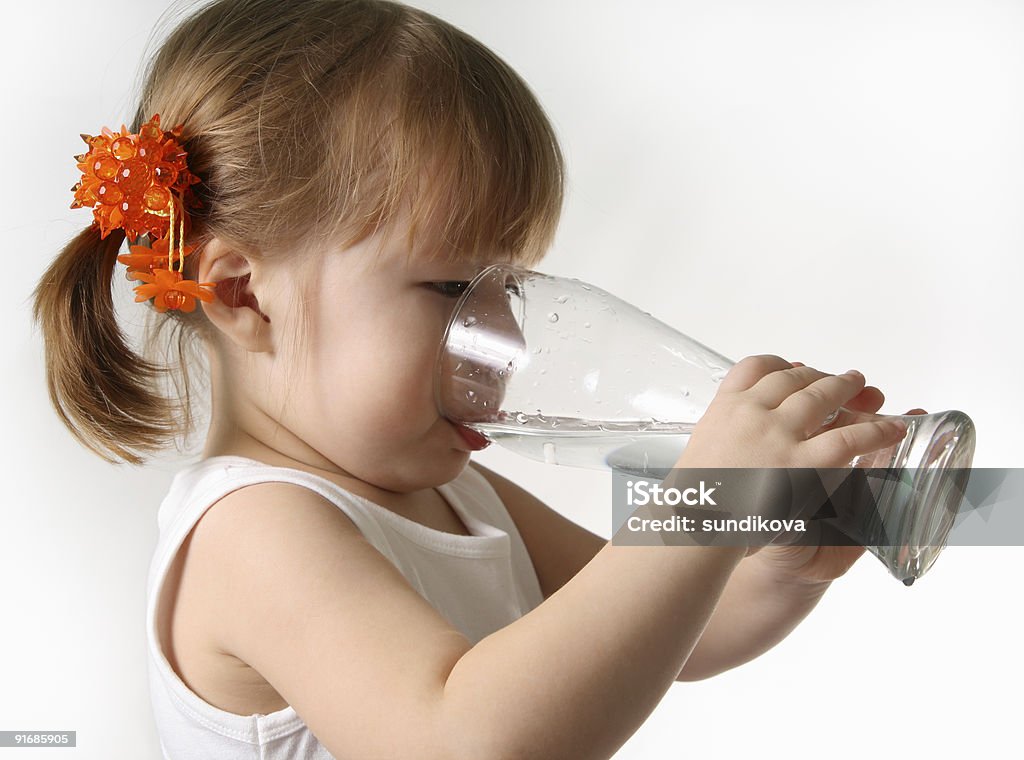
[196,237,275,353]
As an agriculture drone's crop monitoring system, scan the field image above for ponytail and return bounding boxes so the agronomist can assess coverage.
[31,226,181,465]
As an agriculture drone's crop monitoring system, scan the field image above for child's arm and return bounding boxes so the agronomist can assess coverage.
[674,551,838,681]
[470,461,845,683]
[471,381,913,684]
[676,406,929,680]
[197,357,905,760]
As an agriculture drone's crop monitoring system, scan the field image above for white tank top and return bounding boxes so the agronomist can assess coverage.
[146,455,545,759]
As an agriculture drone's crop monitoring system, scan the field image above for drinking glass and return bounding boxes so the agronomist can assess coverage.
[435,264,976,584]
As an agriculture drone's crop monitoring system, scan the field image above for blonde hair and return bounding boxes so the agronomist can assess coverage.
[32,0,565,466]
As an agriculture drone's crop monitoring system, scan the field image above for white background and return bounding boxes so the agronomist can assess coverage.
[3,0,1021,758]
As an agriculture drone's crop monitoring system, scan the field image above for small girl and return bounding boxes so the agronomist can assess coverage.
[32,1,917,757]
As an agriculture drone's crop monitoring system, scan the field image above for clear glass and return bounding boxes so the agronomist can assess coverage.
[435,264,977,585]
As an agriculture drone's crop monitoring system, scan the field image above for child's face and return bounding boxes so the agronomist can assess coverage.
[279,215,512,493]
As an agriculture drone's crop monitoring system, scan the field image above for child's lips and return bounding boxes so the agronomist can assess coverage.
[453,423,491,451]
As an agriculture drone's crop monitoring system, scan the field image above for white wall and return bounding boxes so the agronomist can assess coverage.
[3,1,1020,757]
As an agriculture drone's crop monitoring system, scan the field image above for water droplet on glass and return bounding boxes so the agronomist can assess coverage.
[548,312,559,323]
[515,412,529,424]
[682,389,690,397]
[463,315,477,327]
[466,390,477,401]
[482,400,490,408]
[554,294,569,303]
[539,368,546,375]
[581,284,592,291]
[583,322,591,328]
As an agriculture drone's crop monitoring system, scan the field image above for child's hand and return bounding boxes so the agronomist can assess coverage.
[672,355,915,558]
[678,355,911,470]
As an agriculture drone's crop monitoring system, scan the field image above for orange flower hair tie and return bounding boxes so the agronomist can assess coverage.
[71,114,217,313]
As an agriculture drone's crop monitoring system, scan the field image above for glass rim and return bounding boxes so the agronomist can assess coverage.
[434,262,531,419]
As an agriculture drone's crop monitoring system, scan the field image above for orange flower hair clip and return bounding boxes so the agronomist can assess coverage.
[71,114,217,313]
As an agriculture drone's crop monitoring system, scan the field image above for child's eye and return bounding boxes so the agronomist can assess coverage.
[426,280,471,298]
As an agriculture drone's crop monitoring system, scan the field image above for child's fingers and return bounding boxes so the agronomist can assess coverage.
[792,361,888,415]
[841,384,885,415]
[775,371,869,437]
[792,362,887,415]
[751,364,838,409]
[802,416,908,467]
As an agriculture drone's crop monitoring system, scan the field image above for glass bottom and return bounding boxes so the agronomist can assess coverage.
[841,409,977,584]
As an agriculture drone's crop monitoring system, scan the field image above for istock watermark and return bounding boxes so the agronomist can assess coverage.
[610,467,1024,549]
[624,479,719,507]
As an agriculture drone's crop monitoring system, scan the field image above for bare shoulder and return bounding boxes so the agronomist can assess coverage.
[467,462,606,600]
[181,480,476,758]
